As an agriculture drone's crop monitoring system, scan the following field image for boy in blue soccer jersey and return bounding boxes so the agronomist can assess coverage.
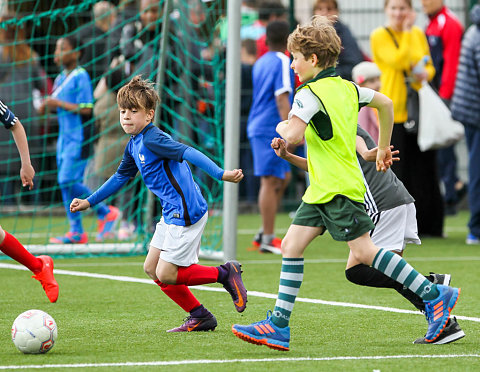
[232,16,460,351]
[70,76,247,332]
[247,20,295,254]
[0,100,59,303]
[39,36,119,244]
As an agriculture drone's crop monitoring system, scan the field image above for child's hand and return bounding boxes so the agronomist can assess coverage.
[363,145,399,163]
[222,169,244,183]
[20,164,35,190]
[376,146,394,172]
[271,137,288,158]
[70,198,91,213]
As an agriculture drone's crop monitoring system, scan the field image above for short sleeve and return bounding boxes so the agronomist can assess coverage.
[75,71,94,107]
[273,53,293,97]
[288,88,322,123]
[357,85,375,106]
[0,100,18,129]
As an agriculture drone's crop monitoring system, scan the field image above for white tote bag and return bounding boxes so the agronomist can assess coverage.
[417,82,464,152]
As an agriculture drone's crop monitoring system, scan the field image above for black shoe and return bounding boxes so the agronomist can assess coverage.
[428,272,451,286]
[413,317,465,344]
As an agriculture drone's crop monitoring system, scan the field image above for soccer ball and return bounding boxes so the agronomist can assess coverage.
[11,310,57,354]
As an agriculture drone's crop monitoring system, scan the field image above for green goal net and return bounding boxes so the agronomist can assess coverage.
[0,0,226,259]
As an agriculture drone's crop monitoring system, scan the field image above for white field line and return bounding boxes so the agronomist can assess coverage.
[1,263,480,323]
[0,354,479,370]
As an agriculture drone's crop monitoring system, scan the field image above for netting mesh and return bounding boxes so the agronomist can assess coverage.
[0,0,226,258]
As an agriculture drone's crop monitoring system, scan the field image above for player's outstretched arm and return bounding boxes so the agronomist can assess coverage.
[271,137,308,172]
[367,92,394,172]
[222,169,244,183]
[10,119,35,190]
[70,198,91,213]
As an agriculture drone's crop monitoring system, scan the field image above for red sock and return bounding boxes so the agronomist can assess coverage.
[0,231,42,273]
[176,264,219,286]
[154,280,200,312]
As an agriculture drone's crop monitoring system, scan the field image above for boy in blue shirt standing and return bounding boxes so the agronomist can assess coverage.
[247,20,295,253]
[39,36,119,244]
[70,76,247,332]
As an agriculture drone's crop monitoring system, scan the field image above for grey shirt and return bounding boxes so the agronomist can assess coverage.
[356,126,414,213]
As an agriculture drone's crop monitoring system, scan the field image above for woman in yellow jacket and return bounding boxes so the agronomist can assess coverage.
[370,0,444,237]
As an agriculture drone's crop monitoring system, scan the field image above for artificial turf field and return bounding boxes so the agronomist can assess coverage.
[0,211,479,371]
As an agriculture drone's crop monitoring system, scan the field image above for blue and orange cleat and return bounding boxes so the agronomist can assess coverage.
[32,255,59,303]
[49,232,88,244]
[424,284,461,342]
[97,206,120,241]
[232,311,290,351]
[222,261,247,312]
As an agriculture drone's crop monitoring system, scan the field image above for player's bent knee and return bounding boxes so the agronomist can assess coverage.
[155,270,176,285]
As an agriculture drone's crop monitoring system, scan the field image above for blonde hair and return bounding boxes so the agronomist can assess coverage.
[287,15,341,70]
[117,75,160,112]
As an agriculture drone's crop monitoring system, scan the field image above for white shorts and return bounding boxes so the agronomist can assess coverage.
[369,203,421,252]
[150,212,208,267]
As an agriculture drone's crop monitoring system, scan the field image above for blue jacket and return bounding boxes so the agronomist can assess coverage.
[451,5,480,128]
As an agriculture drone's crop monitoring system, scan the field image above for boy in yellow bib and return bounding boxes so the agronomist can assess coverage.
[232,16,460,351]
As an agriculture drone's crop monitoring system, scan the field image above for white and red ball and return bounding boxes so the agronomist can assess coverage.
[11,310,57,354]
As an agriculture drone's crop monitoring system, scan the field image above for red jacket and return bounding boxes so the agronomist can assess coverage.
[425,6,464,100]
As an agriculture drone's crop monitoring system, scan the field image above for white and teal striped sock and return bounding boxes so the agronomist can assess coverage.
[373,249,439,301]
[271,258,304,328]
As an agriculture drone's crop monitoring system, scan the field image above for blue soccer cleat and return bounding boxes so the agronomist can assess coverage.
[424,284,461,342]
[232,311,290,351]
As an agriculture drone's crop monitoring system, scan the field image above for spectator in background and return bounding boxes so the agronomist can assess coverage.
[313,0,365,80]
[38,36,119,244]
[0,14,49,203]
[253,1,287,58]
[451,3,480,245]
[370,0,444,238]
[352,61,381,143]
[421,0,466,216]
[247,21,294,254]
[77,1,117,85]
[240,39,259,208]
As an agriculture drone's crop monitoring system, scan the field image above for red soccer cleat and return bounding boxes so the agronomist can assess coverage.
[32,256,59,303]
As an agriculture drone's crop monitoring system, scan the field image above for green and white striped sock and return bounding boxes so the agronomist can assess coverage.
[373,249,439,301]
[271,258,304,328]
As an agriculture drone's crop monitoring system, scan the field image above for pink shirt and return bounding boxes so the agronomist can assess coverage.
[358,106,379,144]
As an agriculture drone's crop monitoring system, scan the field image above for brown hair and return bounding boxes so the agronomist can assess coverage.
[384,0,412,8]
[0,14,35,64]
[287,15,341,70]
[117,75,160,111]
[313,0,338,12]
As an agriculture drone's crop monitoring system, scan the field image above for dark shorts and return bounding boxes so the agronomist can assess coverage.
[292,195,374,242]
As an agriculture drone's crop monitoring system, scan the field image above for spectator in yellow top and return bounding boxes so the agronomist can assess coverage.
[370,0,444,238]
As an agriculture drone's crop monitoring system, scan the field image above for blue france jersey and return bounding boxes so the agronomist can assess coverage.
[247,51,295,138]
[53,67,94,159]
[117,124,208,226]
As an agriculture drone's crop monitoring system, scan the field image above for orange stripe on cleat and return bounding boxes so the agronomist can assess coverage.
[254,325,265,334]
[265,324,276,333]
[433,301,443,310]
